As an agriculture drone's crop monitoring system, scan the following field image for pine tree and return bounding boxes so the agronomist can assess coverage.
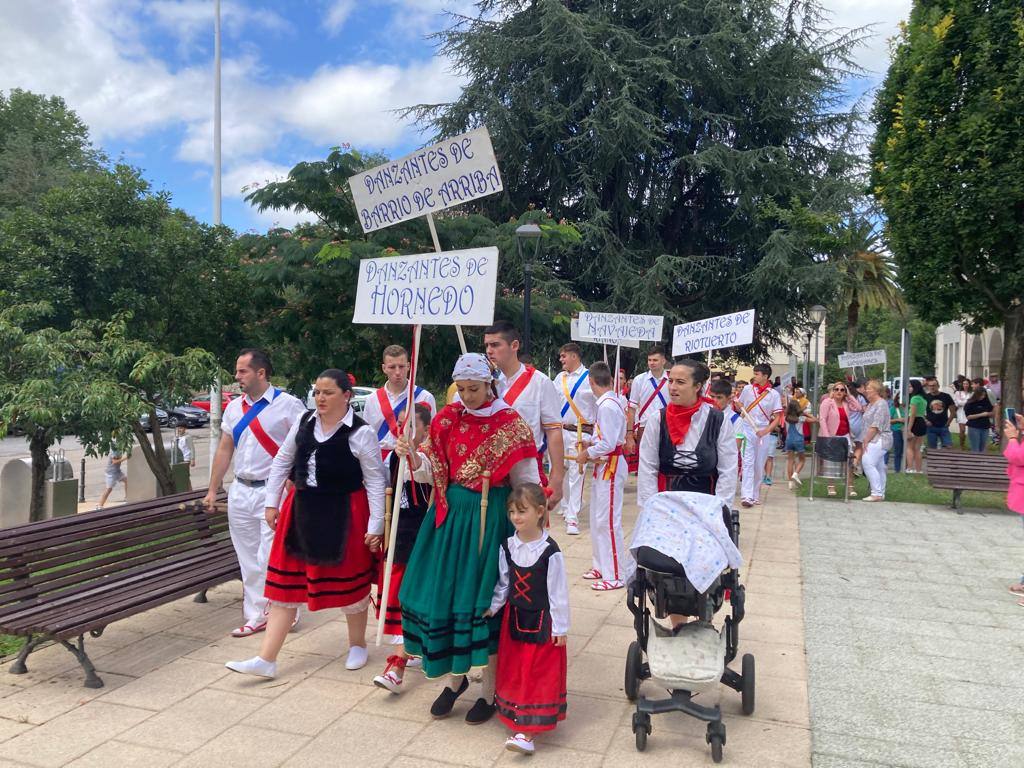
[405,0,866,355]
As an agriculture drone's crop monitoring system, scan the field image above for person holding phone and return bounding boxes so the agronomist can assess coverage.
[1004,412,1024,604]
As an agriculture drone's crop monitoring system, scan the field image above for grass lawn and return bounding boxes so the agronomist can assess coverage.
[0,635,24,658]
[801,470,1008,511]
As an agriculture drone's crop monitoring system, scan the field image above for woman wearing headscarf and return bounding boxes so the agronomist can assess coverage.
[400,353,540,725]
[224,368,387,679]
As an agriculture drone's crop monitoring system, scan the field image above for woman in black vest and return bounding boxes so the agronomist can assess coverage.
[637,359,739,508]
[226,369,387,679]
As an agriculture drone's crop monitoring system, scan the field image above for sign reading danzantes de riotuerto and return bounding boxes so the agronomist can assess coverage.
[577,312,664,343]
[348,128,504,233]
[672,310,756,356]
[352,247,498,326]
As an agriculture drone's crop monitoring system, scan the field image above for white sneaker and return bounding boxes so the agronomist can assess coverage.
[790,472,803,487]
[346,645,369,670]
[506,733,535,754]
[565,521,580,535]
[225,656,277,679]
[406,657,422,671]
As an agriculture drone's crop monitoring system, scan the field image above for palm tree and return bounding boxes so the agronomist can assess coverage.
[834,217,906,351]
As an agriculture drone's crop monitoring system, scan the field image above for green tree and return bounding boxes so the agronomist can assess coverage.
[833,216,906,351]
[403,0,866,356]
[870,1,1024,411]
[0,89,101,216]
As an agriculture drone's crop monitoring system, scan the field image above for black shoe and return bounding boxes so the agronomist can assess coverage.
[465,697,496,725]
[430,676,469,719]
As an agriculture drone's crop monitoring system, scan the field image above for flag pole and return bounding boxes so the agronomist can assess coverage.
[426,213,467,354]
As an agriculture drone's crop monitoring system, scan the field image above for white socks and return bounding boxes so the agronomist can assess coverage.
[447,674,464,691]
[481,657,496,701]
[225,656,277,679]
[346,645,368,670]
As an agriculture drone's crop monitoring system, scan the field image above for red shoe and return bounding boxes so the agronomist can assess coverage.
[582,569,603,580]
[373,655,407,695]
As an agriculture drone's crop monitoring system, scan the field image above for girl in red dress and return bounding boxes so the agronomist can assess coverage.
[225,369,388,679]
[486,483,569,755]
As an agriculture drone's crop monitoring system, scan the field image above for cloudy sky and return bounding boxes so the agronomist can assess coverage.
[0,0,911,232]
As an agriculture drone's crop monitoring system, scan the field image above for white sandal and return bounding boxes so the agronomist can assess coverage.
[231,622,267,638]
[505,733,535,754]
[591,579,624,592]
[581,569,602,580]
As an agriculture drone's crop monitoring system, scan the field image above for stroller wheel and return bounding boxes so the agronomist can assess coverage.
[741,654,756,715]
[632,712,651,752]
[625,641,642,701]
[707,721,726,763]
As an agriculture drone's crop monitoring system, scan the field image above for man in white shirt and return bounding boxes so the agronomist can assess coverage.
[204,349,307,637]
[483,321,564,509]
[734,363,783,508]
[552,343,595,535]
[624,346,670,458]
[361,344,437,457]
[577,361,630,591]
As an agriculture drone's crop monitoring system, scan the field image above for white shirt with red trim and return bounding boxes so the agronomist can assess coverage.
[737,383,783,432]
[586,392,627,460]
[362,383,437,450]
[221,387,306,481]
[628,371,669,425]
[497,363,562,451]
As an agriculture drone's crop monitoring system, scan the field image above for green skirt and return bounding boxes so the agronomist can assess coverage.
[399,483,512,678]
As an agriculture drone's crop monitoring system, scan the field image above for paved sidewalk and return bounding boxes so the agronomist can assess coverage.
[0,479,811,767]
[800,497,1024,768]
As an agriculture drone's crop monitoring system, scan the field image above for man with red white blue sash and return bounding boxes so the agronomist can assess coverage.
[362,344,437,457]
[205,349,306,638]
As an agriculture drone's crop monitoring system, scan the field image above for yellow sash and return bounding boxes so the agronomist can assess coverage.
[561,374,586,424]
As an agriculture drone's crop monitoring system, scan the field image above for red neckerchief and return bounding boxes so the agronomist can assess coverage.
[503,366,536,406]
[665,401,702,444]
[240,399,281,457]
[700,395,717,408]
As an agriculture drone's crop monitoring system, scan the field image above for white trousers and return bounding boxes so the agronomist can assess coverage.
[862,440,888,498]
[589,458,629,582]
[561,430,588,523]
[741,432,773,502]
[227,481,275,625]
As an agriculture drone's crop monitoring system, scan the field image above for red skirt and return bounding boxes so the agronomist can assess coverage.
[374,559,405,637]
[494,607,567,733]
[265,487,374,611]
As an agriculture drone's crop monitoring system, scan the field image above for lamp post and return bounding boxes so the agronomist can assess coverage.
[809,305,828,410]
[515,224,543,358]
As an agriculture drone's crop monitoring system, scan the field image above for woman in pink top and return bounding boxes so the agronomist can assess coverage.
[1004,414,1024,604]
[818,382,864,497]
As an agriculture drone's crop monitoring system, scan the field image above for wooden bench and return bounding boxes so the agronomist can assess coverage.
[0,489,238,688]
[925,450,1009,511]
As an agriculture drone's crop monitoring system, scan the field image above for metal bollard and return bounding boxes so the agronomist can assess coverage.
[79,458,86,502]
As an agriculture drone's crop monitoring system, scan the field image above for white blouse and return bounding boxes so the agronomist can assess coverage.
[266,408,388,535]
[489,532,570,637]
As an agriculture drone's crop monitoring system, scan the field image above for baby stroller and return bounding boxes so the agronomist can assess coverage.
[624,492,755,762]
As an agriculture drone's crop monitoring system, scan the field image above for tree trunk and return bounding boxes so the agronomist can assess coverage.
[846,299,859,352]
[1002,304,1024,415]
[130,409,176,496]
[28,428,50,523]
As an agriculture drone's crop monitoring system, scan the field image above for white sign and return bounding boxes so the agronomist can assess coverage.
[348,127,504,233]
[352,247,498,326]
[570,319,640,349]
[672,309,756,356]
[576,312,664,343]
[838,349,887,368]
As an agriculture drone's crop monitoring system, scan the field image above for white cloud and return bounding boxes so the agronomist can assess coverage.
[148,0,291,48]
[323,0,358,34]
[821,0,912,79]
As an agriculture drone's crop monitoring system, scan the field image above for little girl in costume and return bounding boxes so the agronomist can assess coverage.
[373,403,433,694]
[486,483,570,755]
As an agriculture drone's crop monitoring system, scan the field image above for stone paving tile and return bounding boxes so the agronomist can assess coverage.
[0,718,33,744]
[173,724,309,768]
[118,688,264,754]
[100,657,229,711]
[400,719,505,768]
[64,741,180,768]
[92,633,208,679]
[282,711,423,768]
[210,650,334,701]
[0,670,134,725]
[245,677,369,735]
[811,730,968,768]
[0,701,153,768]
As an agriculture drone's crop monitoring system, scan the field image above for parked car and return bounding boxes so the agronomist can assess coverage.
[165,404,210,429]
[306,386,375,414]
[139,408,169,432]
[190,392,241,412]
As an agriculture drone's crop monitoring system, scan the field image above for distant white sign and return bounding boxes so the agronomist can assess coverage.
[570,319,640,349]
[672,310,756,357]
[838,349,887,368]
[348,127,504,233]
[352,247,498,326]
[577,312,664,343]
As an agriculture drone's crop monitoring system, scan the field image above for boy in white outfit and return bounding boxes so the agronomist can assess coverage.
[734,363,783,508]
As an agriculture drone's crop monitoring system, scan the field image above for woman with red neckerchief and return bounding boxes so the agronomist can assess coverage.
[637,359,739,509]
[399,353,540,726]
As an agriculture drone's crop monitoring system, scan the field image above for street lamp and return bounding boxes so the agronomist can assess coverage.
[515,224,543,358]
[808,305,828,410]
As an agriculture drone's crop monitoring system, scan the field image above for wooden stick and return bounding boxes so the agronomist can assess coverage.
[426,213,467,354]
[181,501,226,512]
[478,470,492,554]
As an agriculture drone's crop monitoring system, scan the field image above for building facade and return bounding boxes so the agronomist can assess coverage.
[934,322,1003,386]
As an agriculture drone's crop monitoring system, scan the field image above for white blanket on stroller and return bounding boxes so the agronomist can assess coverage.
[626,491,743,593]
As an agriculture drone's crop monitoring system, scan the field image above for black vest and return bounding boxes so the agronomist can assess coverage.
[658,406,723,495]
[286,411,367,565]
[502,537,560,645]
